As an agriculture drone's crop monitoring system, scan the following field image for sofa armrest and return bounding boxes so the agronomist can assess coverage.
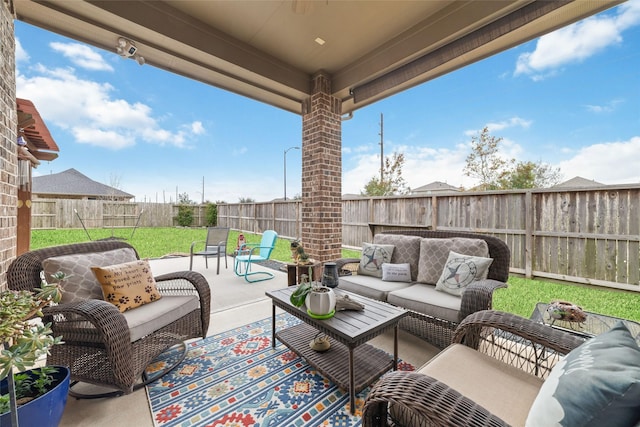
[458,279,508,322]
[335,257,360,275]
[363,371,509,427]
[454,310,585,378]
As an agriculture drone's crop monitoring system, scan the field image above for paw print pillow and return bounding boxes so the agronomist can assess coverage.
[92,259,161,312]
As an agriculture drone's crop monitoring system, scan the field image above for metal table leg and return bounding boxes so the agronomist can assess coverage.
[271,303,276,348]
[349,347,355,414]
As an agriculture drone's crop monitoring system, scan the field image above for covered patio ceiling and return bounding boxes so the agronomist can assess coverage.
[15,0,622,115]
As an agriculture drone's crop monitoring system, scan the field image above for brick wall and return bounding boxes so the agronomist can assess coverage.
[0,0,16,290]
[300,72,342,262]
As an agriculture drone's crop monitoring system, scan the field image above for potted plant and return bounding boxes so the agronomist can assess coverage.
[0,271,69,427]
[290,271,336,318]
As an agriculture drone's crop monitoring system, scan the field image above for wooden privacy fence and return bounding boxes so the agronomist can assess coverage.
[218,184,640,293]
[31,199,209,229]
[32,183,640,292]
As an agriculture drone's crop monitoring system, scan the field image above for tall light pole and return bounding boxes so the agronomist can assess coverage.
[284,146,300,200]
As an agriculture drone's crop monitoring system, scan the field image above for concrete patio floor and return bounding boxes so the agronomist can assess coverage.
[58,255,438,426]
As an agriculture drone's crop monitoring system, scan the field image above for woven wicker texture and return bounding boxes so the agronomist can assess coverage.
[7,240,211,394]
[336,230,510,349]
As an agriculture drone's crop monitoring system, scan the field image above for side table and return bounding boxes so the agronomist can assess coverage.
[285,261,322,286]
[531,302,640,344]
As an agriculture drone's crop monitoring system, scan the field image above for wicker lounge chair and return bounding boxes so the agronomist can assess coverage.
[7,240,211,397]
[363,310,589,427]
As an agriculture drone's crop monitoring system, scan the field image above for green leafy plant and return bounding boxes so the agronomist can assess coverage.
[0,272,65,417]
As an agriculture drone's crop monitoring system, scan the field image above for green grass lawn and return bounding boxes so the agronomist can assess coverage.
[31,227,640,321]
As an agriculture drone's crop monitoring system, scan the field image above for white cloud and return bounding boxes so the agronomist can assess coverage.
[342,142,478,194]
[16,64,196,149]
[50,42,114,71]
[190,121,205,135]
[515,1,640,79]
[464,117,532,136]
[15,38,29,63]
[557,136,640,184]
[584,98,623,113]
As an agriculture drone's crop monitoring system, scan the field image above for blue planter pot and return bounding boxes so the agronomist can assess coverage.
[0,366,70,427]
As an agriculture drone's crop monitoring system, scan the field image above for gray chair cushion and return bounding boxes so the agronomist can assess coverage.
[374,234,422,281]
[387,284,461,323]
[123,295,200,342]
[338,274,412,302]
[42,248,138,304]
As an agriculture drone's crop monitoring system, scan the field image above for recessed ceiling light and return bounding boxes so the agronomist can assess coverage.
[315,37,326,46]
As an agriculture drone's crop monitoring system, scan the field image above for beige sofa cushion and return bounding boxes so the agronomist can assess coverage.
[338,274,412,301]
[417,238,489,284]
[387,284,461,323]
[373,234,422,281]
[390,344,543,427]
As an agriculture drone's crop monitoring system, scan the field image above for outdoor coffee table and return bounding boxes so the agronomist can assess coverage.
[531,302,640,344]
[266,287,407,414]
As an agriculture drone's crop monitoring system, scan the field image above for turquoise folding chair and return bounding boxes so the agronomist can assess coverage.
[234,230,278,282]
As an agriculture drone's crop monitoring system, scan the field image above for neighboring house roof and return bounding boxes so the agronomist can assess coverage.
[33,168,134,199]
[553,176,605,189]
[412,181,460,194]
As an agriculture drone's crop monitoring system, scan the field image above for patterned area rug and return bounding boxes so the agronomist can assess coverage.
[146,314,414,426]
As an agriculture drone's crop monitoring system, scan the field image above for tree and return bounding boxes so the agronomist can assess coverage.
[176,192,194,226]
[498,160,562,189]
[361,152,410,196]
[463,127,512,190]
[238,197,255,203]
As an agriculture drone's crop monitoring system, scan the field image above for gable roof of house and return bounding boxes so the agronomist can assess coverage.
[412,181,460,194]
[553,176,605,189]
[33,168,134,199]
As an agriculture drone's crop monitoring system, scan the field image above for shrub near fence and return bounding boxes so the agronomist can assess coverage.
[33,183,640,292]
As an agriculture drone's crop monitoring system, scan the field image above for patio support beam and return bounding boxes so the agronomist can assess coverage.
[301,72,342,263]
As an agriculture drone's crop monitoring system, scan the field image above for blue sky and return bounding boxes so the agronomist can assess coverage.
[16,1,640,203]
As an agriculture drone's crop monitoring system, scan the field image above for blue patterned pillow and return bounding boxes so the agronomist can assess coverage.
[526,321,640,427]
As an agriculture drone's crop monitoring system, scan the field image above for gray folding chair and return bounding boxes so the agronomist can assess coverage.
[190,227,230,274]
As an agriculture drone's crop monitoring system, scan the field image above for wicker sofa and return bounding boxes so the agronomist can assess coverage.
[7,240,211,397]
[336,230,510,348]
[363,310,640,427]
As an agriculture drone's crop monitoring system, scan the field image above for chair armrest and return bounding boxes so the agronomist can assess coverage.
[458,279,508,322]
[335,258,360,275]
[44,299,132,361]
[454,310,585,378]
[154,270,211,334]
[189,240,206,254]
[363,371,509,427]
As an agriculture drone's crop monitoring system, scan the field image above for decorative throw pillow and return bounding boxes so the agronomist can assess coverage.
[358,243,394,278]
[435,251,493,296]
[381,263,412,282]
[417,238,489,284]
[91,259,162,312]
[525,322,640,427]
[373,234,422,281]
[42,247,138,304]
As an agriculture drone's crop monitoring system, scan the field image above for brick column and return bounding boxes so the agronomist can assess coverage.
[0,0,17,290]
[301,72,342,263]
